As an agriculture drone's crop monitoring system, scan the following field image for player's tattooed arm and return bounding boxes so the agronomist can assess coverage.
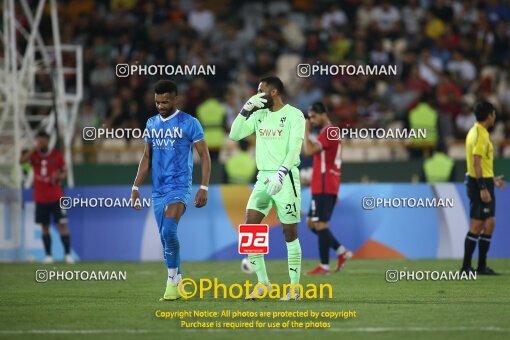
[131,142,151,210]
[194,139,210,208]
[303,119,321,157]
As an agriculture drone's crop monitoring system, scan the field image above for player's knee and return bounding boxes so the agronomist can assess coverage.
[245,209,264,224]
[483,219,495,234]
[469,220,484,234]
[315,222,328,230]
[282,229,297,242]
[469,225,483,235]
[58,224,68,234]
[306,219,314,229]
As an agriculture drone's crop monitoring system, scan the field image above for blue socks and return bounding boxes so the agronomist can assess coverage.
[161,217,180,272]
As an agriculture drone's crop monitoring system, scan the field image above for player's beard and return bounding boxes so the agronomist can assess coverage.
[40,146,48,153]
[160,107,174,118]
[264,95,273,110]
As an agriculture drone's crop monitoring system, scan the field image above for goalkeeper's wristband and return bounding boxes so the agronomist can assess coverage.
[276,166,289,182]
[200,185,209,191]
[239,109,252,118]
[477,178,487,190]
[278,166,289,175]
[132,185,139,191]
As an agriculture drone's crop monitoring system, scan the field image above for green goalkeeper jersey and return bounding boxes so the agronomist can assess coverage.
[229,104,305,171]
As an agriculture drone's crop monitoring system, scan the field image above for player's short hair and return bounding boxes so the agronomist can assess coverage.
[310,102,327,114]
[36,130,49,139]
[473,101,495,122]
[260,76,284,95]
[154,80,178,96]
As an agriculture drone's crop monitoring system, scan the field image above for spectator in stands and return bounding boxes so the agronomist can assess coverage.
[356,0,374,30]
[447,51,477,90]
[196,92,227,160]
[408,94,439,158]
[425,10,446,40]
[418,49,443,87]
[89,57,115,100]
[386,81,418,120]
[321,4,348,30]
[369,40,393,65]
[29,0,509,170]
[485,0,510,27]
[490,20,510,66]
[437,72,462,106]
[104,96,128,130]
[420,142,456,183]
[293,79,324,113]
[402,0,425,38]
[430,0,454,23]
[279,13,305,51]
[407,65,431,95]
[370,1,401,37]
[454,0,479,35]
[188,0,215,37]
[455,102,477,139]
[225,140,256,184]
[223,88,240,131]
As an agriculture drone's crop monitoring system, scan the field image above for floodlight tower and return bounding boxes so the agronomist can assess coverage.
[0,0,82,260]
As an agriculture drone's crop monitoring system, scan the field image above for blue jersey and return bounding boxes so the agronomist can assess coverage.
[145,110,204,198]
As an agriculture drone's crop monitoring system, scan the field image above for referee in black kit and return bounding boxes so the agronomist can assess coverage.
[461,101,506,275]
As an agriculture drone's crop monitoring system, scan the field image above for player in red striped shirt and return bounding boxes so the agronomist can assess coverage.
[303,102,352,275]
[20,131,73,264]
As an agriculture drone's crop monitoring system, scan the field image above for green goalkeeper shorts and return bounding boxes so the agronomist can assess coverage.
[247,167,301,224]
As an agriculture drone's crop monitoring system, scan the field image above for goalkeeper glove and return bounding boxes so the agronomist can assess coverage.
[240,93,267,117]
[264,166,289,196]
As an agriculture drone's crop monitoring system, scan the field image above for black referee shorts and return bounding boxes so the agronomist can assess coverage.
[466,177,495,220]
[308,194,337,223]
[35,201,68,225]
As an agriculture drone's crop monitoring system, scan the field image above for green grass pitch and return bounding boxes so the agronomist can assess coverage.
[1,259,509,340]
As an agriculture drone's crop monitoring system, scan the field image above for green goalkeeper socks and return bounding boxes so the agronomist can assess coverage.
[286,238,302,285]
[248,254,269,284]
[248,239,301,285]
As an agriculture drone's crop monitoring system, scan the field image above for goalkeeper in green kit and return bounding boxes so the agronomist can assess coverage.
[229,76,305,300]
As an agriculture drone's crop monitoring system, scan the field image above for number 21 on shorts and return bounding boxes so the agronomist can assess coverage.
[238,224,269,254]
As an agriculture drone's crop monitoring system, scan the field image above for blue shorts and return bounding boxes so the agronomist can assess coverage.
[152,191,190,232]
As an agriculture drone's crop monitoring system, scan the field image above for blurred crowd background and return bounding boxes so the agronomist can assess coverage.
[23,0,510,182]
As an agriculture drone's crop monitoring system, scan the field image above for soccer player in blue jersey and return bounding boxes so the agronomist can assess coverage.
[131,80,211,300]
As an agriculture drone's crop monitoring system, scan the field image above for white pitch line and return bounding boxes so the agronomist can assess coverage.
[0,327,508,334]
[0,330,154,334]
[327,326,510,333]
